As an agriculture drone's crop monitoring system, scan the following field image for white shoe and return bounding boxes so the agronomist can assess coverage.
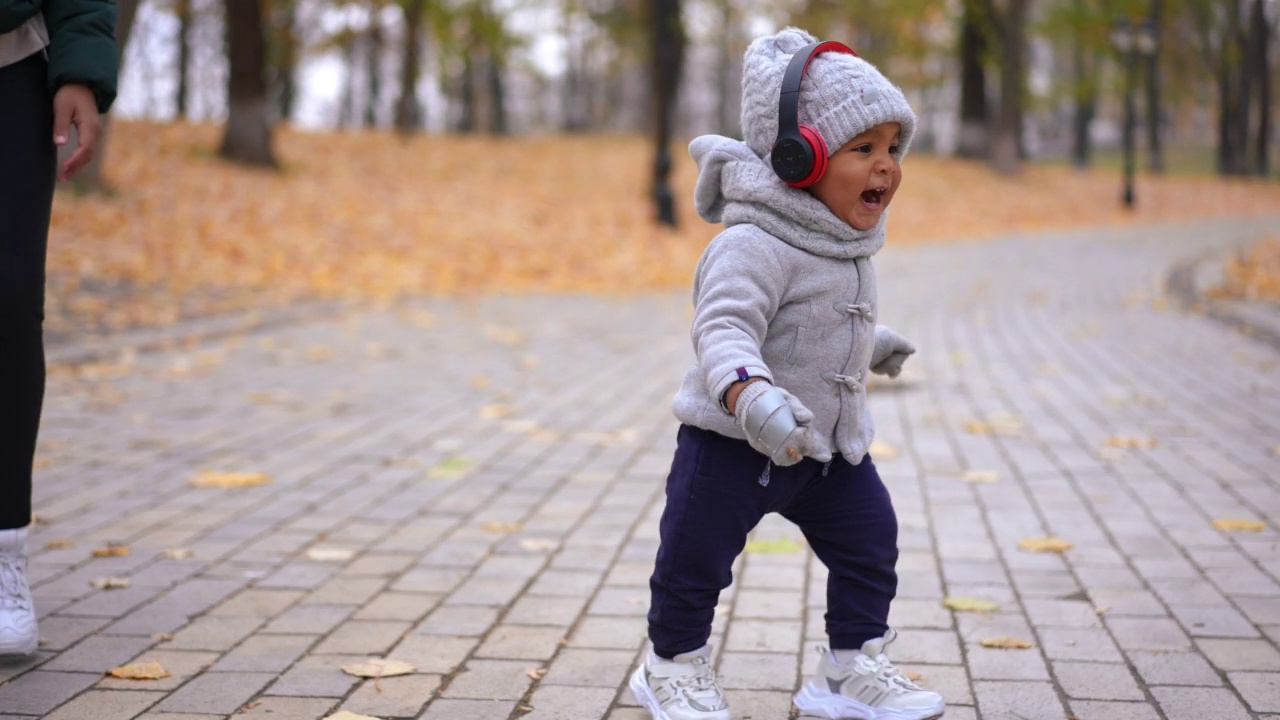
[794,630,945,720]
[629,645,730,720]
[0,527,38,656]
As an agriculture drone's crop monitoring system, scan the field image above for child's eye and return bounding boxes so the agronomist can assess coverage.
[853,144,872,154]
[889,145,901,155]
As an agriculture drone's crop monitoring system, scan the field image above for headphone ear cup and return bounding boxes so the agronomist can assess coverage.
[792,125,829,188]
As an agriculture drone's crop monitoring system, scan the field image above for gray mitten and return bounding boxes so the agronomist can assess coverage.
[870,325,915,379]
[733,382,820,466]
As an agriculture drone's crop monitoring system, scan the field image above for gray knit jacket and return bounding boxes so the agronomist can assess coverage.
[672,135,893,463]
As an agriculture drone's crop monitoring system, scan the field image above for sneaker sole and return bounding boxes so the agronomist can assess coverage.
[793,683,945,720]
[0,635,38,657]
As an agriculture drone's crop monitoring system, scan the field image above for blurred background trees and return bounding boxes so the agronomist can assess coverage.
[98,0,1277,208]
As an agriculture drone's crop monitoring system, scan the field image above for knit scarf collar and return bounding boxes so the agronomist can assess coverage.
[689,135,886,260]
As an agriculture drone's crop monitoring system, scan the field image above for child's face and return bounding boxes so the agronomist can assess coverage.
[808,123,903,232]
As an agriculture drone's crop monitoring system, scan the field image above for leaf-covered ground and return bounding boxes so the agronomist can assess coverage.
[1214,237,1280,303]
[46,121,1280,340]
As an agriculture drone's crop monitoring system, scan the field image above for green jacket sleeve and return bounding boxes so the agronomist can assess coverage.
[42,0,118,112]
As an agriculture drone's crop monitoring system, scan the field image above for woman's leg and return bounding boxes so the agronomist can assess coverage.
[0,53,56,532]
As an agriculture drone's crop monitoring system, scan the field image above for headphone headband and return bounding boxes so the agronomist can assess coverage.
[771,40,858,187]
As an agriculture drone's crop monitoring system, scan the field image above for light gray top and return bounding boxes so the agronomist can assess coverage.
[671,134,892,462]
[0,15,48,70]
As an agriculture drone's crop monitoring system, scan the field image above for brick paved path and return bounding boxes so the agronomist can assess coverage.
[2,216,1278,720]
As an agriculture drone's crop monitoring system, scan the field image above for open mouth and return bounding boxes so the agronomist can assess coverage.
[860,187,888,209]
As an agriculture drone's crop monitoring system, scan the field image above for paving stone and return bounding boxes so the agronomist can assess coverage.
[1152,686,1254,720]
[520,685,616,720]
[1229,672,1280,713]
[0,671,100,715]
[209,633,314,672]
[1053,661,1145,701]
[569,616,646,650]
[504,595,588,627]
[718,652,798,691]
[540,648,635,688]
[233,696,338,719]
[41,635,156,673]
[265,654,365,697]
[163,614,265,651]
[1039,627,1124,662]
[389,635,478,674]
[210,588,304,618]
[261,604,353,635]
[1105,617,1193,651]
[1069,700,1163,720]
[418,698,515,719]
[312,619,411,655]
[474,625,566,661]
[153,671,276,714]
[440,659,534,700]
[96,650,219,691]
[340,674,442,717]
[1126,650,1223,686]
[1197,638,1280,671]
[415,605,501,636]
[973,680,1067,720]
[42,690,164,720]
[353,591,440,621]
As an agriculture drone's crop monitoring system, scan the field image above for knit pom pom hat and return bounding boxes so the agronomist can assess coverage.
[740,27,917,163]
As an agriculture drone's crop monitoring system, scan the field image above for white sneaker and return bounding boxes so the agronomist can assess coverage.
[0,527,38,656]
[629,645,730,720]
[794,630,945,720]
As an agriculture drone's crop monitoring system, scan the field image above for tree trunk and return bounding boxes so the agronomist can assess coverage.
[1145,0,1163,172]
[487,51,507,135]
[651,0,684,226]
[986,0,1025,174]
[339,34,357,129]
[175,0,191,119]
[457,50,476,132]
[65,0,140,193]
[1253,0,1272,176]
[957,0,989,159]
[394,0,426,134]
[1071,40,1095,169]
[363,11,383,128]
[713,0,735,136]
[273,0,298,124]
[218,0,278,167]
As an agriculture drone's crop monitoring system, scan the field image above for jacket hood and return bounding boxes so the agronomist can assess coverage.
[689,134,886,260]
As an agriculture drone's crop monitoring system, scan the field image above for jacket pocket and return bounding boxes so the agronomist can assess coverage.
[785,300,814,366]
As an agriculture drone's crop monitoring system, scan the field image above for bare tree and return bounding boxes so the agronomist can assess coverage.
[395,0,427,133]
[957,0,990,158]
[974,0,1028,173]
[175,0,192,119]
[650,0,684,226]
[219,0,278,167]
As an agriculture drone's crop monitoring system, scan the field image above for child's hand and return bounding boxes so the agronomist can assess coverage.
[870,326,915,379]
[733,381,825,466]
[52,84,101,182]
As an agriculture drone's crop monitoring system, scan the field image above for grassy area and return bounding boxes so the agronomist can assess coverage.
[45,121,1280,338]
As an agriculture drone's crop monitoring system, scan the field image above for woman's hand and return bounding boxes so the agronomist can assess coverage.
[52,84,101,181]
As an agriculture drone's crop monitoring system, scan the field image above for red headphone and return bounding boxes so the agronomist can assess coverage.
[770,41,858,188]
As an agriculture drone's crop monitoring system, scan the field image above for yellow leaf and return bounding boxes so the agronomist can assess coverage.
[980,636,1035,649]
[190,471,271,489]
[340,658,416,679]
[92,543,131,557]
[106,662,171,680]
[307,548,356,562]
[1018,537,1074,554]
[743,538,803,554]
[479,404,513,419]
[44,539,74,550]
[482,522,524,534]
[869,440,900,460]
[324,712,384,720]
[960,470,999,484]
[905,671,926,682]
[427,457,472,479]
[942,596,999,613]
[470,374,491,388]
[1104,435,1158,449]
[1212,518,1266,532]
[91,577,130,590]
[526,667,547,680]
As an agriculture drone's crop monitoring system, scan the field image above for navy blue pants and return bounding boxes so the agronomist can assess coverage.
[0,53,56,531]
[647,424,899,658]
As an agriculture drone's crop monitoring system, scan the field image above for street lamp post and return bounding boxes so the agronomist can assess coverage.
[1111,18,1157,209]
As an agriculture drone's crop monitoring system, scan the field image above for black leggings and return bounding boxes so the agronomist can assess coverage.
[0,53,56,530]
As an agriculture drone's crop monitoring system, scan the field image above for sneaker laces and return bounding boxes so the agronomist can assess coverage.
[662,656,724,704]
[0,554,31,613]
[855,653,924,693]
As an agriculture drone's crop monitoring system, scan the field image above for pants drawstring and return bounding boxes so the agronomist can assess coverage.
[757,460,771,487]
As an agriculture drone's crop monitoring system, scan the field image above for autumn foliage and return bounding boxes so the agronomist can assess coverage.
[47,121,1280,338]
[1217,238,1280,303]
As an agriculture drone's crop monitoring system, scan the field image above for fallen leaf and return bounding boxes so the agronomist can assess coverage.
[518,538,559,552]
[29,513,48,526]
[1094,606,1111,616]
[483,324,524,345]
[341,658,416,679]
[1212,518,1266,532]
[189,471,271,489]
[963,415,1023,436]
[743,538,803,554]
[526,667,547,680]
[323,712,383,720]
[470,374,492,388]
[92,543,131,557]
[106,661,171,680]
[307,548,356,562]
[91,577,130,589]
[905,671,926,682]
[162,548,195,560]
[1104,435,1158,449]
[427,457,473,479]
[869,440,900,460]
[479,404,514,419]
[942,596,999,613]
[153,633,174,641]
[980,636,1035,649]
[1018,537,1074,554]
[44,539,74,550]
[960,470,999,484]
[482,522,524,533]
